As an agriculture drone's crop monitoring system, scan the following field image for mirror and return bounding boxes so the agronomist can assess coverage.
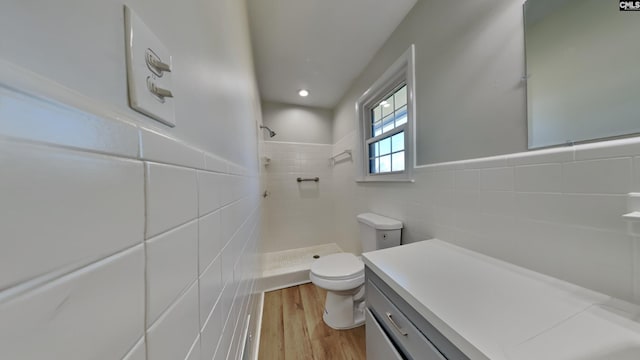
[525,0,640,149]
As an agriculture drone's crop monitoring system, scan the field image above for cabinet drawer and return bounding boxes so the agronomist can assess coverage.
[367,280,446,360]
[366,308,404,360]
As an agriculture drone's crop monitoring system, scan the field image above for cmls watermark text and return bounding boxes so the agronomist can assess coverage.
[620,1,640,10]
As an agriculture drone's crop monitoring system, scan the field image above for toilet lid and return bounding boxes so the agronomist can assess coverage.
[310,253,364,280]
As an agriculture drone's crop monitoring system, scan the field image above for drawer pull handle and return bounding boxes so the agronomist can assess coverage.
[385,312,408,336]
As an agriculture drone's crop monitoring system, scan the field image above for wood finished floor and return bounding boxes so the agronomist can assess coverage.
[259,283,366,360]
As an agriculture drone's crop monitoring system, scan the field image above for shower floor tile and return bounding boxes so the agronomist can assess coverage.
[261,243,342,277]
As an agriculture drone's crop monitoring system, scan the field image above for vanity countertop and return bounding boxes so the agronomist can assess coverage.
[362,239,640,360]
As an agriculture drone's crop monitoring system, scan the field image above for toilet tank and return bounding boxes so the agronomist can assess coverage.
[357,213,403,253]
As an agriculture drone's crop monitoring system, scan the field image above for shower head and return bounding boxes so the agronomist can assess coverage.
[260,125,277,138]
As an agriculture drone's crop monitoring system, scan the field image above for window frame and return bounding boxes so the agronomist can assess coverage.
[355,44,416,182]
[366,83,408,175]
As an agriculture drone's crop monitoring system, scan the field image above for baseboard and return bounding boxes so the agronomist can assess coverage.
[258,268,313,292]
[247,292,265,360]
[261,278,312,293]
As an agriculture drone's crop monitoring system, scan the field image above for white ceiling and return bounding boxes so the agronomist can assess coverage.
[247,0,417,109]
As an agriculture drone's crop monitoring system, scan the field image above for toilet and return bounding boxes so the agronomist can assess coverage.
[309,213,403,329]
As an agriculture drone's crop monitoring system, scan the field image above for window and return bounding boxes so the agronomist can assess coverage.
[368,84,407,174]
[356,45,415,182]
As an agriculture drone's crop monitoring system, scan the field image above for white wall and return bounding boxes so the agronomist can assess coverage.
[329,0,640,305]
[0,1,262,359]
[333,0,528,165]
[0,0,259,166]
[261,101,333,144]
[526,0,640,148]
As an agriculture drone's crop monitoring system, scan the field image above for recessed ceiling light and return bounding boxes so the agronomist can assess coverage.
[298,89,309,97]
[380,100,390,107]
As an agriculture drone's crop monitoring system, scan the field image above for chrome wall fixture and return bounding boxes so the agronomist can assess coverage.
[329,149,352,166]
[296,177,319,183]
[259,125,276,138]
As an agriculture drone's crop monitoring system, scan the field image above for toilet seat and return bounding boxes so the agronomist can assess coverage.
[310,253,365,291]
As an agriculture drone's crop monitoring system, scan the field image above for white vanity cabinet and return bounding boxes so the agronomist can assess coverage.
[365,308,403,360]
[362,239,640,360]
[365,268,468,360]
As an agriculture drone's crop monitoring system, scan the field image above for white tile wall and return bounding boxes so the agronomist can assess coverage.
[199,210,223,274]
[216,296,239,360]
[145,162,199,238]
[147,281,199,360]
[0,139,145,291]
[198,170,223,216]
[564,227,634,301]
[200,255,223,327]
[123,337,147,360]
[220,174,237,207]
[515,193,565,223]
[479,191,515,216]
[562,158,633,194]
[146,220,198,325]
[563,194,627,231]
[142,156,259,360]
[634,238,640,301]
[0,85,261,360]
[464,156,508,170]
[329,133,366,254]
[514,164,563,193]
[221,241,237,286]
[204,152,229,173]
[0,86,140,158]
[332,132,640,305]
[574,138,640,161]
[634,157,640,188]
[507,147,573,166]
[139,128,205,169]
[0,245,145,360]
[261,141,335,253]
[185,336,202,360]
[479,167,514,191]
[201,297,226,360]
[455,169,479,191]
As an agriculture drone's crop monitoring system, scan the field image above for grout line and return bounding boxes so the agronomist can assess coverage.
[137,127,143,160]
[120,335,145,360]
[146,278,199,331]
[145,219,200,245]
[264,140,333,146]
[195,168,202,345]
[184,335,200,360]
[0,243,143,304]
[142,162,150,357]
[0,133,141,162]
[633,236,640,304]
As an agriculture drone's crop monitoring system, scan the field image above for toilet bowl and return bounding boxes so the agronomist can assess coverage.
[309,213,403,330]
[309,253,366,329]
